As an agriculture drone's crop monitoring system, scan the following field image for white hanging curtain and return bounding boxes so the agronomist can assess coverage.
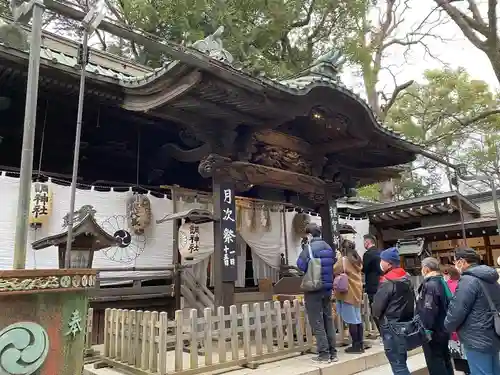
[238,209,283,270]
[251,251,279,284]
[236,234,247,287]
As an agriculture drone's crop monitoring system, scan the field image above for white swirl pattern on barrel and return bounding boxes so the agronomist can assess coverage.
[0,322,49,375]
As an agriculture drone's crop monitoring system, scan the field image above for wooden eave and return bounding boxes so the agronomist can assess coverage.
[32,213,118,250]
[404,217,499,238]
[0,44,124,101]
[353,192,480,224]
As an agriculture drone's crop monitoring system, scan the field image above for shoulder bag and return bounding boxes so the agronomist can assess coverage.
[333,256,349,293]
[478,280,500,337]
[384,280,427,351]
[300,244,323,292]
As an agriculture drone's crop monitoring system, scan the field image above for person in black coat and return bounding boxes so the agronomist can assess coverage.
[416,257,454,375]
[445,247,500,375]
[372,247,414,375]
[362,234,381,332]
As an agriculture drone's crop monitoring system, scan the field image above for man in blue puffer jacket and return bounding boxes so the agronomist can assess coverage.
[297,223,337,363]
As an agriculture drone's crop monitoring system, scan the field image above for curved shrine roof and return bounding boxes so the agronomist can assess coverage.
[0,20,427,191]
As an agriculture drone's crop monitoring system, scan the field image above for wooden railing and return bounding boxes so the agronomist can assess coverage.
[99,300,313,375]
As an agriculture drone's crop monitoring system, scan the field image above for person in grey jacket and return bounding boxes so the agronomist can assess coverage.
[444,247,500,375]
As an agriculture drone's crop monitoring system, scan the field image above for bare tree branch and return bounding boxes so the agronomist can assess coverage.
[381,80,414,115]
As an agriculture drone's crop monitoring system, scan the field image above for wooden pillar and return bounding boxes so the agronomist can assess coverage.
[171,186,182,311]
[213,178,236,309]
[319,188,340,250]
[484,235,493,266]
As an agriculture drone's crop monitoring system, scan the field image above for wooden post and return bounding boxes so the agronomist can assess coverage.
[319,187,340,250]
[171,185,182,310]
[282,208,289,264]
[213,178,236,308]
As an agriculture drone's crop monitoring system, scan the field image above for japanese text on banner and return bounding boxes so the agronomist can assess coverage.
[220,185,237,281]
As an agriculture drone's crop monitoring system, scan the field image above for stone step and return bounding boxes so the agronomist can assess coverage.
[353,353,428,375]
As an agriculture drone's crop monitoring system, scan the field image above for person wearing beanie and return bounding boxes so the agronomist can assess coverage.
[372,247,415,375]
[445,247,500,375]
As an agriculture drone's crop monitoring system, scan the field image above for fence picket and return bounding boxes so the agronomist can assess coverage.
[141,311,150,370]
[204,308,213,366]
[149,311,158,372]
[120,310,127,361]
[263,302,273,353]
[109,309,117,359]
[283,301,294,350]
[230,305,239,361]
[126,310,134,365]
[103,309,111,357]
[158,312,168,375]
[274,301,284,350]
[86,308,93,350]
[241,304,251,359]
[189,309,198,370]
[134,311,143,367]
[217,306,227,363]
[115,309,122,359]
[253,303,263,356]
[293,300,304,349]
[174,310,183,372]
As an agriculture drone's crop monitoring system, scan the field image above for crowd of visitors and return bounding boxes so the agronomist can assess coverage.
[297,223,500,375]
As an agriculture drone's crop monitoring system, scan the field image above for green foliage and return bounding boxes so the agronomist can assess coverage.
[386,68,500,196]
[86,0,369,75]
[357,184,379,201]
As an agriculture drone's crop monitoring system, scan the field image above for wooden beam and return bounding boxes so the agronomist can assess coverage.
[315,139,368,154]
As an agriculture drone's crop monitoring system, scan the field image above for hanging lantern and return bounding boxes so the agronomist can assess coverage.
[29,182,52,227]
[126,193,152,235]
[178,222,201,260]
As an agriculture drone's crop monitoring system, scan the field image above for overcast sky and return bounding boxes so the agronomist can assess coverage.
[342,1,498,97]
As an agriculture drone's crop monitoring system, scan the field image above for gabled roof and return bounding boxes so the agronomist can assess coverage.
[350,191,480,224]
[32,210,118,250]
[405,217,499,237]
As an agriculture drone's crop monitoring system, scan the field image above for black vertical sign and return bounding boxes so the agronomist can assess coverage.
[217,182,237,282]
[329,198,340,249]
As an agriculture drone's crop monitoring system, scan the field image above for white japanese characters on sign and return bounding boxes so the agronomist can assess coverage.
[329,200,340,248]
[219,184,237,281]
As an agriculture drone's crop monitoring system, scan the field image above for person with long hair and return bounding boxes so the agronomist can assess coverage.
[442,265,470,375]
[333,239,364,353]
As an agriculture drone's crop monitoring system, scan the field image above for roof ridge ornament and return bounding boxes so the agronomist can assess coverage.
[307,49,345,79]
[191,26,234,65]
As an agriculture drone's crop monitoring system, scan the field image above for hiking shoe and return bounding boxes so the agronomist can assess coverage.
[330,353,339,362]
[345,345,365,354]
[311,356,331,364]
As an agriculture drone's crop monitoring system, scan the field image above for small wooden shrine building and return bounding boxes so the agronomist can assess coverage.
[0,19,429,308]
[347,190,500,273]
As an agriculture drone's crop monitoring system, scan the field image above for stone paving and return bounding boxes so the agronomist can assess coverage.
[84,344,426,375]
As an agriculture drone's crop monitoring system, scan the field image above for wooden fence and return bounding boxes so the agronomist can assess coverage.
[98,300,313,375]
[334,293,378,343]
